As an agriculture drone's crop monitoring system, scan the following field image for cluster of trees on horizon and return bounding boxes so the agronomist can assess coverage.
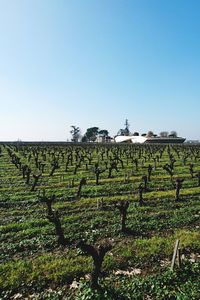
[69,121,178,143]
[70,126,110,143]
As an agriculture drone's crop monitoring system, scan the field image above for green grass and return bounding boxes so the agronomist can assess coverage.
[0,143,200,298]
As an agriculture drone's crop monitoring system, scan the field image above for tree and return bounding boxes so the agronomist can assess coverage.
[70,126,81,142]
[98,130,109,142]
[98,130,109,137]
[82,127,99,142]
[81,135,87,142]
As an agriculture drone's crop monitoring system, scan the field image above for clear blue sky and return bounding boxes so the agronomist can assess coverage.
[0,0,200,141]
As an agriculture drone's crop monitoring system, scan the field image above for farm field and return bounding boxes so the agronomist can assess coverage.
[0,142,200,299]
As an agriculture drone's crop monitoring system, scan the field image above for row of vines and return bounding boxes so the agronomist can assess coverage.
[0,142,200,299]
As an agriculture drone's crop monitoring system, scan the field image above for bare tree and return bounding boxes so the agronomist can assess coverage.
[142,175,148,192]
[94,162,105,185]
[77,177,87,199]
[39,193,55,215]
[114,201,130,232]
[70,126,81,143]
[47,211,66,246]
[189,164,194,178]
[163,164,173,181]
[173,178,184,201]
[138,184,144,206]
[76,240,112,289]
[147,164,153,181]
[31,173,42,191]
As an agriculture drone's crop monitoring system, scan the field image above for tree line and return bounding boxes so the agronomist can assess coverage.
[69,119,179,143]
[70,126,109,143]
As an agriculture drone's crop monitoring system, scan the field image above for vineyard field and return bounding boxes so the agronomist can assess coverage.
[0,142,200,299]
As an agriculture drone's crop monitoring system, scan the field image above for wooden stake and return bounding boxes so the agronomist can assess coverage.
[171,239,180,271]
[177,247,181,268]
